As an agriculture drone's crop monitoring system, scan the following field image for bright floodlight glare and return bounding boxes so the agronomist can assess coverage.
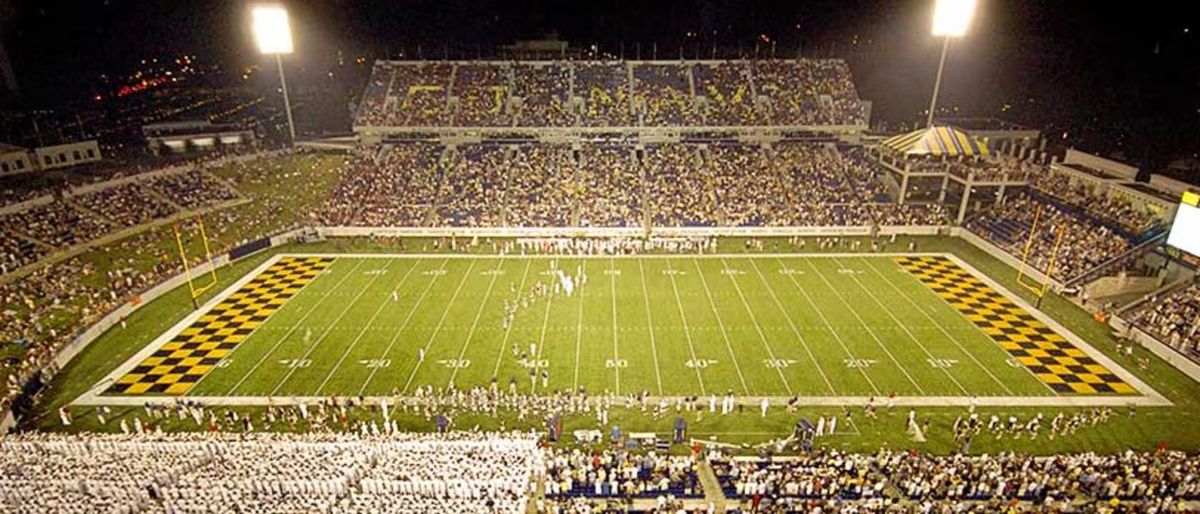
[932,0,977,37]
[253,5,293,54]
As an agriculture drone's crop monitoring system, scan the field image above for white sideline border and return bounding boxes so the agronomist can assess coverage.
[73,252,1172,408]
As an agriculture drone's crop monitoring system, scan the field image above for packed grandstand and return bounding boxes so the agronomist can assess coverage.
[1,57,1198,514]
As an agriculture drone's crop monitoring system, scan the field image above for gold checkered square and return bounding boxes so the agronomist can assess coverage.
[895,256,1134,395]
[107,257,333,395]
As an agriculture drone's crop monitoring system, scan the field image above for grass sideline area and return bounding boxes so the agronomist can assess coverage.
[23,235,1200,456]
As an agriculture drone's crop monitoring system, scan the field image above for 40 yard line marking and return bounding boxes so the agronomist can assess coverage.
[356,258,449,396]
[637,260,665,395]
[692,258,751,395]
[572,261,587,391]
[492,260,532,378]
[719,257,793,396]
[446,258,506,388]
[225,259,366,395]
[401,260,477,393]
[663,259,707,396]
[529,262,557,395]
[747,258,836,395]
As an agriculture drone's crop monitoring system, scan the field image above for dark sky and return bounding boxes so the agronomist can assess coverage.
[2,0,1198,165]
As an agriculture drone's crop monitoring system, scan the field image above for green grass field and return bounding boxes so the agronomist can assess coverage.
[86,252,1140,402]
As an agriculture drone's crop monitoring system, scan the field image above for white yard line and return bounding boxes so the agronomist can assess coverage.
[529,264,556,395]
[773,257,881,396]
[690,258,752,395]
[803,258,928,395]
[312,260,420,395]
[830,256,969,396]
[637,260,666,395]
[860,257,1015,395]
[268,258,397,396]
[282,252,948,260]
[717,257,793,396]
[608,258,621,395]
[445,257,506,388]
[400,260,477,393]
[356,258,449,396]
[572,261,586,391]
[746,258,837,395]
[663,259,708,396]
[225,259,367,396]
[492,260,532,378]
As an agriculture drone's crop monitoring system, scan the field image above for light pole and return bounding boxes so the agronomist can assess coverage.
[926,0,977,128]
[252,5,296,142]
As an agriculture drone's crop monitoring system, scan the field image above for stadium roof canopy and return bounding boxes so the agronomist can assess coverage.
[881,125,990,157]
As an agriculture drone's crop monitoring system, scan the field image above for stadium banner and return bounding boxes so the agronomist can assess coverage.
[317,225,944,239]
[229,237,272,260]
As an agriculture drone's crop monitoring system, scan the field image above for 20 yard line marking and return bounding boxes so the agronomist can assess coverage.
[572,261,587,391]
[401,260,477,393]
[269,258,396,396]
[226,259,366,395]
[446,258,506,388]
[313,259,419,395]
[637,260,665,395]
[357,258,449,396]
[690,258,751,395]
[492,260,532,378]
[717,257,793,395]
[609,258,621,395]
[747,258,836,395]
[773,257,880,396]
[663,259,707,396]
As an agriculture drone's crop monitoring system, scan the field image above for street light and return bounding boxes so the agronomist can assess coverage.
[252,5,296,142]
[926,0,977,127]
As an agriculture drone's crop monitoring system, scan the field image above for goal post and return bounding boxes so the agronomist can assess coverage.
[1015,205,1063,307]
[172,215,218,310]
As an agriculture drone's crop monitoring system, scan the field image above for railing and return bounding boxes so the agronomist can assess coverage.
[1063,232,1168,288]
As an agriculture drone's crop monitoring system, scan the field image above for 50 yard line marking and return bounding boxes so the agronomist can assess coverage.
[313,259,419,395]
[718,257,794,396]
[356,258,449,396]
[225,259,366,395]
[492,260,532,378]
[691,258,751,395]
[446,258,506,388]
[747,258,836,395]
[663,259,707,396]
[636,259,665,395]
[401,260,477,393]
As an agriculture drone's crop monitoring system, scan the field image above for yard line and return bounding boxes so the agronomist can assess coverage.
[400,260,477,394]
[608,258,621,395]
[802,258,927,395]
[491,260,532,378]
[313,259,419,395]
[746,258,837,395]
[860,257,1015,395]
[357,259,450,396]
[690,258,751,395]
[636,260,665,395]
[572,261,587,391]
[226,259,365,395]
[529,263,557,395]
[717,257,793,395]
[662,259,707,396]
[446,258,506,388]
[831,257,968,395]
[269,258,396,396]
[773,257,880,395]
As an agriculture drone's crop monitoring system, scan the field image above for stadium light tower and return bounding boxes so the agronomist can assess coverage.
[926,0,977,127]
[252,5,296,142]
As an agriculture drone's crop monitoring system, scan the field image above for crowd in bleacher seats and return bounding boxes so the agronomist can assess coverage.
[438,144,509,227]
[354,62,394,127]
[514,63,576,127]
[577,62,634,127]
[633,64,701,126]
[1129,281,1200,357]
[72,183,176,227]
[544,448,702,500]
[694,62,758,126]
[754,60,866,126]
[454,64,512,127]
[1030,172,1158,234]
[392,63,454,126]
[577,146,642,227]
[714,450,883,501]
[708,143,785,226]
[147,169,238,210]
[646,144,718,227]
[505,145,578,227]
[321,145,444,227]
[1,201,113,249]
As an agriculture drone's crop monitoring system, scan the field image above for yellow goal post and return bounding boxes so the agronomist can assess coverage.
[1015,205,1064,306]
[172,215,218,310]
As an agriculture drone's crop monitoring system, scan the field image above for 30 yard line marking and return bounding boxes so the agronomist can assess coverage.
[718,257,793,395]
[831,257,967,395]
[225,259,365,395]
[446,258,506,388]
[860,257,1015,395]
[357,258,449,396]
[269,258,396,396]
[662,259,707,396]
[492,260,532,378]
[572,261,587,391]
[313,259,419,395]
[401,260,477,393]
[636,259,665,395]
[803,258,927,395]
[747,258,836,395]
[609,258,621,395]
[773,257,880,396]
[690,258,751,395]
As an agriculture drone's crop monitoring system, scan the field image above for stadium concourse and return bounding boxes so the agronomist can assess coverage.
[0,57,1198,514]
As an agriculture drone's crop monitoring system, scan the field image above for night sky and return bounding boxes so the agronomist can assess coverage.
[1,0,1198,169]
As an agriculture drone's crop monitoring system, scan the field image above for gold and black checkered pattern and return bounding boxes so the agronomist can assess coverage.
[108,257,334,395]
[895,256,1135,395]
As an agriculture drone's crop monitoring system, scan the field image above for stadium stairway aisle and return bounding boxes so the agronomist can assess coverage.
[698,458,729,513]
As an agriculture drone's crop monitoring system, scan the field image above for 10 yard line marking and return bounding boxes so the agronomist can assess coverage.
[748,258,836,395]
[269,258,396,396]
[774,257,880,396]
[637,260,665,395]
[446,258,506,388]
[313,259,420,395]
[609,258,620,395]
[572,261,587,391]
[719,257,793,396]
[663,259,707,396]
[691,258,751,395]
[226,259,366,395]
[492,261,532,378]
[357,258,449,396]
[401,260,477,393]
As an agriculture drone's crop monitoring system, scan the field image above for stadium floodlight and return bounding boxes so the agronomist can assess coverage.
[252,4,296,141]
[925,0,977,127]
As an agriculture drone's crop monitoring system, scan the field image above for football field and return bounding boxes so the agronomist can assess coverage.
[81,252,1161,406]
